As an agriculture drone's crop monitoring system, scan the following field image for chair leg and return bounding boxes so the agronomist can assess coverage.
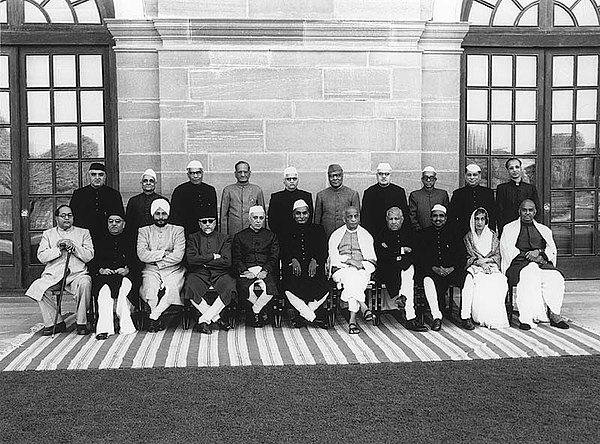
[272,296,283,328]
[182,298,192,330]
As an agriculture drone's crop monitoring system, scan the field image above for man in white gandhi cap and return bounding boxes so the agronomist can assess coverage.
[137,198,186,332]
[232,205,280,327]
[125,168,166,233]
[408,166,450,232]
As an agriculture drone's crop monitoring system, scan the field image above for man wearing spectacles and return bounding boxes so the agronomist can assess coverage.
[408,166,450,231]
[125,168,166,233]
[183,210,236,334]
[26,205,94,336]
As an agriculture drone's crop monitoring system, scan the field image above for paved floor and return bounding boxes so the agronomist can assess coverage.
[1,281,598,357]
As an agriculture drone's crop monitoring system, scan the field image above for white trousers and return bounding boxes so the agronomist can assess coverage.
[191,297,226,324]
[246,266,273,314]
[96,278,136,335]
[461,271,509,328]
[388,266,417,320]
[285,291,328,322]
[38,275,91,327]
[332,267,370,313]
[516,263,564,327]
[422,276,444,320]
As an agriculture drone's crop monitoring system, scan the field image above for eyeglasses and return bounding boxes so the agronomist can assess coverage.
[58,213,73,219]
[377,172,391,177]
[199,218,216,224]
[423,176,437,181]
[284,177,298,181]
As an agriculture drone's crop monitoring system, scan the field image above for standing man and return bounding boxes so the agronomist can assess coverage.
[170,160,217,237]
[125,168,165,233]
[314,164,361,239]
[448,163,497,238]
[267,166,313,241]
[220,160,265,236]
[361,163,409,237]
[496,158,541,235]
[501,199,569,330]
[25,205,94,336]
[137,199,186,332]
[408,166,450,232]
[70,162,124,243]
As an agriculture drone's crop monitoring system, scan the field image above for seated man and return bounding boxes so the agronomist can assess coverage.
[137,199,186,332]
[91,212,137,340]
[25,205,94,336]
[281,200,329,329]
[183,210,236,334]
[232,206,280,327]
[375,207,427,332]
[417,204,466,331]
[500,199,569,330]
[329,206,377,334]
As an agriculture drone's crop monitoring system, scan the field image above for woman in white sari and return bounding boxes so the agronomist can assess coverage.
[461,207,509,329]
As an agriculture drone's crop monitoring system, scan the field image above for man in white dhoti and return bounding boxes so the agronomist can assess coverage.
[137,199,186,332]
[500,199,569,330]
[25,205,94,336]
[329,206,377,334]
[91,212,137,340]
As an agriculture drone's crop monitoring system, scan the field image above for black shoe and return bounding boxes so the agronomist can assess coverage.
[405,319,428,332]
[431,318,442,331]
[42,321,67,336]
[76,324,89,335]
[95,332,109,340]
[519,322,531,331]
[462,318,475,331]
[252,313,264,328]
[291,316,306,328]
[215,318,232,331]
[193,322,212,334]
[311,319,329,330]
[550,319,569,329]
[148,319,161,333]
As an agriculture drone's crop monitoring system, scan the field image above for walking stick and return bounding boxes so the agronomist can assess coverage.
[52,250,72,338]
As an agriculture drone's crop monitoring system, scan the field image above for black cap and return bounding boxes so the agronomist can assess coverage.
[89,162,106,172]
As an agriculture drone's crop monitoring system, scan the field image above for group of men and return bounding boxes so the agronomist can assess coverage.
[26,156,569,338]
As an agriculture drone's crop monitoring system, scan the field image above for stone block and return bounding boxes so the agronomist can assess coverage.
[288,152,371,173]
[271,51,368,67]
[209,51,270,66]
[118,101,160,119]
[210,153,287,172]
[160,101,205,119]
[119,172,146,197]
[422,53,461,70]
[205,101,292,119]
[266,120,396,152]
[190,68,322,100]
[249,0,334,19]
[159,68,189,101]
[421,151,459,176]
[368,52,421,67]
[397,120,422,151]
[422,69,460,100]
[117,69,159,100]
[159,50,210,68]
[422,120,460,153]
[161,153,209,173]
[392,67,422,101]
[158,0,247,18]
[118,120,160,154]
[370,152,421,172]
[374,101,421,119]
[187,120,264,152]
[294,101,374,118]
[160,120,187,153]
[334,0,420,20]
[422,101,460,120]
[119,153,162,174]
[324,69,391,100]
[115,51,158,69]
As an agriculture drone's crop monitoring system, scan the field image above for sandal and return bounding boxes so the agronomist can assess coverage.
[362,310,373,322]
[348,322,361,334]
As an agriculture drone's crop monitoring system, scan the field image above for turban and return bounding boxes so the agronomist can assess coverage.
[150,198,170,216]
[293,199,308,211]
[376,163,392,172]
[141,169,157,181]
[466,163,481,173]
[431,204,447,214]
[249,205,265,216]
[422,166,436,174]
[89,162,106,172]
[186,160,204,170]
[327,164,343,174]
[283,166,298,178]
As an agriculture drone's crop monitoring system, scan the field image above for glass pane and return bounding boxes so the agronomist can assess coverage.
[79,55,103,87]
[80,91,104,122]
[74,2,101,24]
[515,91,536,121]
[576,90,597,120]
[0,2,7,24]
[517,5,538,26]
[0,55,7,88]
[516,56,537,87]
[515,125,536,155]
[551,191,572,222]
[491,158,507,189]
[552,225,572,255]
[28,127,51,159]
[575,191,595,221]
[0,91,9,124]
[26,56,49,87]
[45,0,74,23]
[54,91,77,123]
[492,56,512,87]
[55,162,79,194]
[491,90,512,121]
[467,55,488,87]
[466,124,487,155]
[577,55,598,86]
[24,2,48,23]
[521,158,536,184]
[491,124,511,155]
[493,0,520,26]
[467,90,488,120]
[0,199,11,230]
[551,158,574,188]
[30,232,43,265]
[574,225,594,255]
[551,124,573,155]
[29,197,54,230]
[29,162,53,194]
[82,126,105,158]
[0,233,14,265]
[465,158,489,186]
[0,127,9,160]
[575,157,595,187]
[554,5,576,26]
[53,55,76,88]
[552,90,573,121]
[55,127,78,158]
[469,2,493,25]
[573,1,600,26]
[575,124,596,154]
[553,56,574,87]
[27,91,51,123]
[0,162,10,195]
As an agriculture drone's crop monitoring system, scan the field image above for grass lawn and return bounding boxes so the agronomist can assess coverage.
[1,356,599,443]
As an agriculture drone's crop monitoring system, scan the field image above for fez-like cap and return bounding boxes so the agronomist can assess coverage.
[89,162,106,172]
[376,163,392,172]
[107,209,125,220]
[431,204,447,214]
[197,205,217,220]
[186,160,204,170]
[283,166,298,178]
[466,163,481,173]
[141,168,157,181]
[422,166,436,174]
[328,164,343,174]
[150,198,170,216]
[293,199,309,211]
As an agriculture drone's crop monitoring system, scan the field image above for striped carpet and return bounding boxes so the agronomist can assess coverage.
[2,313,600,372]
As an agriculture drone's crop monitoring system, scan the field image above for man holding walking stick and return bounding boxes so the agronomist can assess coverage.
[25,205,94,336]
